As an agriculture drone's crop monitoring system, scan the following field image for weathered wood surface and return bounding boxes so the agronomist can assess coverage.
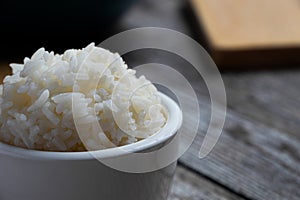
[119,0,300,199]
[180,95,300,200]
[170,165,245,200]
[172,64,300,200]
[223,71,300,140]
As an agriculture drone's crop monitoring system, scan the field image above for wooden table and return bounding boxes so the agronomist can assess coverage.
[1,0,299,199]
[116,0,300,199]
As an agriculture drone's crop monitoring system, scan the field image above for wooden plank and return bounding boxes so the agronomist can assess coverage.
[189,0,300,67]
[119,35,300,199]
[170,165,246,200]
[179,95,300,200]
[131,49,300,198]
[111,1,300,199]
[222,71,300,140]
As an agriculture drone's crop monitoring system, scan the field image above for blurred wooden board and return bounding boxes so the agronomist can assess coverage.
[0,63,11,83]
[190,0,300,68]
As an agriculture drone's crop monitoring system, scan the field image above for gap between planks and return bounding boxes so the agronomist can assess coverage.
[179,94,300,200]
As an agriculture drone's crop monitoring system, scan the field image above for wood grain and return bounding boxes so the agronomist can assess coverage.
[177,65,300,199]
[179,94,300,200]
[106,0,300,199]
[189,0,300,67]
[223,71,300,140]
[170,165,245,200]
[114,27,300,199]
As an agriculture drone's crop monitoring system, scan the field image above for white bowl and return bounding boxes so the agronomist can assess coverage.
[0,93,182,200]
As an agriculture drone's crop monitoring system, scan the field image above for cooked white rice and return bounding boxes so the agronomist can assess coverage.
[0,43,167,151]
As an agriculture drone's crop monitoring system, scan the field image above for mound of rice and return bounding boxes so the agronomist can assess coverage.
[0,43,167,151]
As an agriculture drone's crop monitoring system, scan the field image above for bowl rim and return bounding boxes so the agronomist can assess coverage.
[0,92,182,160]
